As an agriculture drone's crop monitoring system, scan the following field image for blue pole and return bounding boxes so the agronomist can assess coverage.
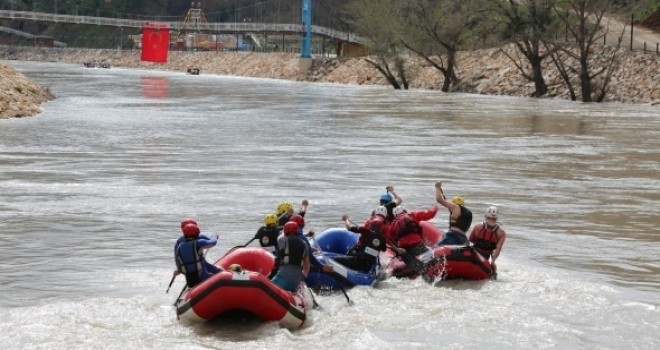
[301,0,312,58]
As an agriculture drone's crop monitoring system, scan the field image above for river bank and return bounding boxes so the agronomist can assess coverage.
[1,45,658,119]
[0,60,54,119]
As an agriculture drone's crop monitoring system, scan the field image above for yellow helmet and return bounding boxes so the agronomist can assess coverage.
[451,196,465,206]
[276,201,293,215]
[264,213,278,226]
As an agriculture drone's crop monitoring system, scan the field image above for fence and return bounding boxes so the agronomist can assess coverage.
[605,15,660,55]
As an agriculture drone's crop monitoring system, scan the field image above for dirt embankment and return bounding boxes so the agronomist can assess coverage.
[1,43,658,119]
[0,60,55,119]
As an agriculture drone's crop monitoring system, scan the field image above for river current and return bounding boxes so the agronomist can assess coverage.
[0,61,658,349]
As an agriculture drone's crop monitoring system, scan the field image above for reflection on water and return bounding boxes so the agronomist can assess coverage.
[140,76,169,99]
[529,114,588,135]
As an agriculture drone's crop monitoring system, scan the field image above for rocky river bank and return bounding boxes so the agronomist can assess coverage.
[1,45,658,119]
[0,60,54,119]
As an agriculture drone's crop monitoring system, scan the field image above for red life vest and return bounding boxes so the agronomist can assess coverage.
[363,215,393,245]
[391,214,423,249]
[472,221,500,256]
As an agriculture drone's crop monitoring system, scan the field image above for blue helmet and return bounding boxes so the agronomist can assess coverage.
[379,193,393,204]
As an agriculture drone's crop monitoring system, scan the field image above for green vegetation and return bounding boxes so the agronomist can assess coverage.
[0,0,656,27]
[619,0,660,20]
[1,1,351,28]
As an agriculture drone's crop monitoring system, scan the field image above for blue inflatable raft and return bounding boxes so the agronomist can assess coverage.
[304,228,380,290]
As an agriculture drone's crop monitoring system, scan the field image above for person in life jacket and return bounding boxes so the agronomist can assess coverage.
[255,213,281,255]
[348,205,390,249]
[469,206,507,270]
[335,206,388,272]
[276,199,308,225]
[375,185,403,223]
[434,181,473,246]
[271,221,311,292]
[390,204,439,257]
[174,219,222,288]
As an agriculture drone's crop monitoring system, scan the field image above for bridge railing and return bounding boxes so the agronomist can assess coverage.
[0,10,360,43]
[0,24,67,47]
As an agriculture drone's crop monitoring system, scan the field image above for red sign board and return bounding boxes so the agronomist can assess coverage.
[141,23,170,63]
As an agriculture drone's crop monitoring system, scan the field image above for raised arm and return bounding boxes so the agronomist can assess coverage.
[387,186,403,205]
[299,199,309,216]
[341,214,357,231]
[197,233,218,249]
[435,181,460,218]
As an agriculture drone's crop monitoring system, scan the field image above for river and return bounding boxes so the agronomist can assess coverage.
[0,61,658,350]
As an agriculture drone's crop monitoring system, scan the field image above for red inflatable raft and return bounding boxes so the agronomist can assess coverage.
[175,247,313,329]
[383,222,495,281]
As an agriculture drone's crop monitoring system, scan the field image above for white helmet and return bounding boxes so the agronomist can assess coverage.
[485,206,498,220]
[393,205,407,217]
[374,205,388,218]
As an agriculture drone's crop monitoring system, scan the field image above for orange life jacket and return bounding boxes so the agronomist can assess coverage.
[472,222,500,256]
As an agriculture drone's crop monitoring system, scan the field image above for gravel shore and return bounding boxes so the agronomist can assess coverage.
[0,60,54,119]
[1,44,658,119]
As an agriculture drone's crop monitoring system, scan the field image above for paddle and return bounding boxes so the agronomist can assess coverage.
[234,236,257,250]
[173,284,188,306]
[165,270,180,293]
[307,234,353,305]
[322,263,353,305]
[303,282,322,310]
[218,237,256,259]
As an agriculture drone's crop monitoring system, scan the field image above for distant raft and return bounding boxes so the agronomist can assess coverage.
[174,247,313,330]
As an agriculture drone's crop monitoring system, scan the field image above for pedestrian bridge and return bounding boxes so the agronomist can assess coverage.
[0,10,359,44]
[0,25,66,47]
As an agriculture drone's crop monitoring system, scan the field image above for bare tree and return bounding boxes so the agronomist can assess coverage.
[491,0,560,97]
[397,0,491,92]
[344,0,410,89]
[549,0,622,102]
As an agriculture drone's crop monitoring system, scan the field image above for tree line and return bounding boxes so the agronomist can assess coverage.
[343,0,658,103]
[1,1,352,28]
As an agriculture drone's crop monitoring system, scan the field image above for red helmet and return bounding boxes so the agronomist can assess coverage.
[180,218,197,229]
[290,214,305,228]
[283,221,299,236]
[182,223,200,238]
